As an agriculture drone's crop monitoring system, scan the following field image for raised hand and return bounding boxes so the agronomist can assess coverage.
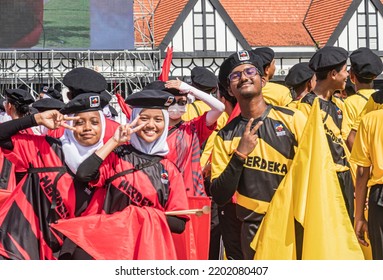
[34,110,79,131]
[165,78,184,92]
[112,115,147,144]
[236,118,263,156]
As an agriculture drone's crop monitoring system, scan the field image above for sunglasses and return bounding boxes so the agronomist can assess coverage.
[228,67,259,82]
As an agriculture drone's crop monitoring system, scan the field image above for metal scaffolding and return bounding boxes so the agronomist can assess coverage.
[0,1,160,99]
[0,50,160,99]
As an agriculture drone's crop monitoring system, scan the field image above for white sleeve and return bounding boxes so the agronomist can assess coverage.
[179,82,224,126]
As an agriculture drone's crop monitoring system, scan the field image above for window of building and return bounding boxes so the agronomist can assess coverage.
[193,0,216,51]
[357,0,378,50]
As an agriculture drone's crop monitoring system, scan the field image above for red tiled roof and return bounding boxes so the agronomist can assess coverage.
[304,0,353,48]
[153,0,189,47]
[237,22,313,47]
[220,0,314,46]
[135,0,359,48]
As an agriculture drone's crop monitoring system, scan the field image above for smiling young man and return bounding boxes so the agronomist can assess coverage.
[210,50,306,259]
[297,46,355,223]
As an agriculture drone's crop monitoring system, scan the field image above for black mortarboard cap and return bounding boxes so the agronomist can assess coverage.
[63,67,107,93]
[191,66,218,92]
[100,91,112,102]
[44,87,63,101]
[60,92,110,114]
[252,47,275,67]
[309,46,348,72]
[219,50,265,89]
[125,89,175,109]
[143,80,182,96]
[350,47,383,79]
[285,62,314,87]
[32,98,65,112]
[4,89,34,105]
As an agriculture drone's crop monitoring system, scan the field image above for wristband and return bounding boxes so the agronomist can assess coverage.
[234,149,247,160]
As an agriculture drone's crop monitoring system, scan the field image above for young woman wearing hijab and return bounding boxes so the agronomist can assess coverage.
[0,93,109,260]
[60,89,190,260]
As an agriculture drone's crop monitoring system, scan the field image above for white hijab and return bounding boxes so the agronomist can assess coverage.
[60,111,106,174]
[129,108,169,156]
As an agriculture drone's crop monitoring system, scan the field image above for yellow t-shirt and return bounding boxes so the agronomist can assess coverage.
[262,82,293,107]
[211,105,306,219]
[351,90,383,131]
[286,100,298,109]
[350,110,383,187]
[182,100,211,122]
[343,89,375,132]
[200,112,229,168]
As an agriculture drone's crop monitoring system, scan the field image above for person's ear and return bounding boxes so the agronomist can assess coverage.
[228,86,235,97]
[261,76,267,88]
[349,69,356,84]
[330,69,338,80]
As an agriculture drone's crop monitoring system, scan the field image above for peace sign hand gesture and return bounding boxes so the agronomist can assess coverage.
[236,118,263,156]
[35,110,79,131]
[112,115,147,145]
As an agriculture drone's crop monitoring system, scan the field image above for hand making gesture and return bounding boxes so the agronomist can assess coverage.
[236,118,263,157]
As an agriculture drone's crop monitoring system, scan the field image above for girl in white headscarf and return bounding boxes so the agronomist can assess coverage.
[0,92,109,260]
[73,89,190,260]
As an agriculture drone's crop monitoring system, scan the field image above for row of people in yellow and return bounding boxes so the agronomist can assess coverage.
[181,45,383,260]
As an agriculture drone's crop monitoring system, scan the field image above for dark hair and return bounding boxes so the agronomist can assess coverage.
[218,84,237,107]
[290,81,309,100]
[315,63,345,81]
[344,79,356,96]
[354,73,374,84]
[7,99,31,117]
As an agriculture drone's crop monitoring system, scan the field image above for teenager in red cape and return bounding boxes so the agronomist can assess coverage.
[0,93,110,260]
[46,68,121,216]
[58,89,188,260]
[160,79,224,259]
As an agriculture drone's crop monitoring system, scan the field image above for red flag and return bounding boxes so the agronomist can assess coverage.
[172,196,211,259]
[158,47,173,81]
[115,93,131,120]
[51,206,178,260]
